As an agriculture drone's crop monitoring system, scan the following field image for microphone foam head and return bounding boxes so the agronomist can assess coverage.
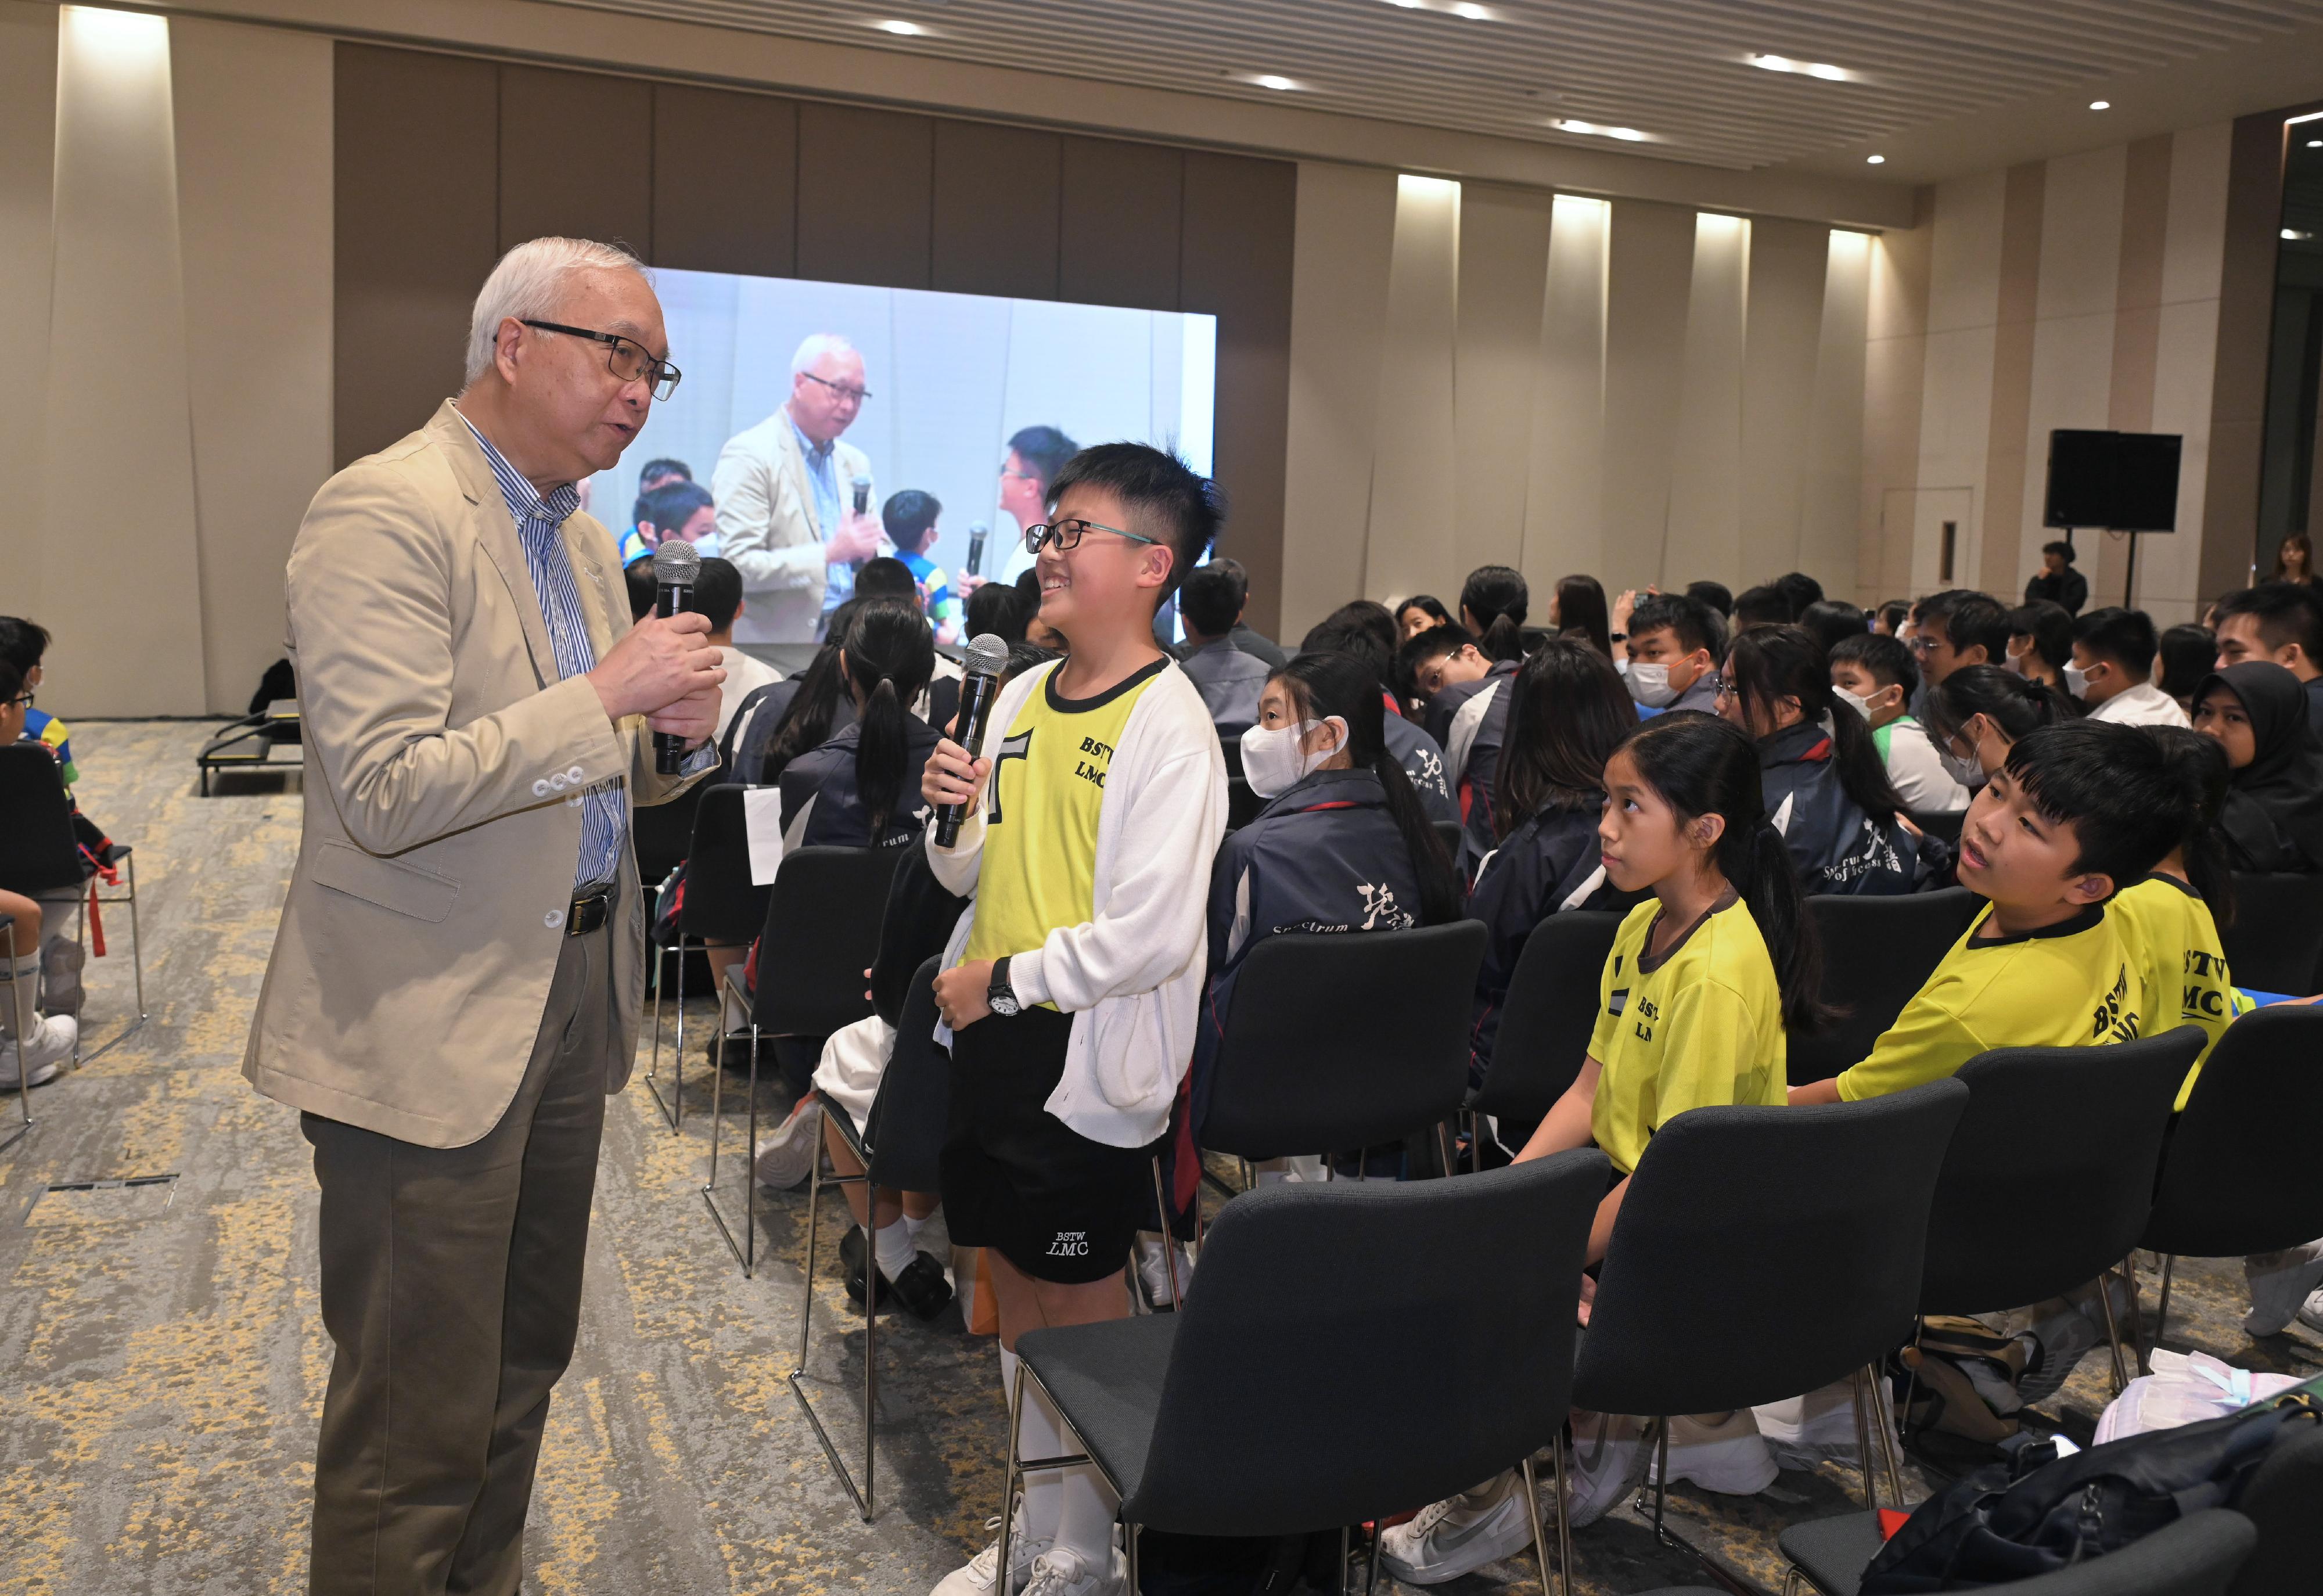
[963,633,1010,678]
[652,540,702,584]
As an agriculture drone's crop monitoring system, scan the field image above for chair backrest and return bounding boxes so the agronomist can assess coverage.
[2224,1421,2323,1596]
[1225,776,1264,831]
[1470,910,1624,1127]
[1910,808,1966,846]
[632,777,706,887]
[676,785,774,943]
[1788,888,1983,1085]
[2220,872,2323,995]
[0,745,82,893]
[1118,1148,1608,1534]
[864,956,951,1194]
[1576,1081,1968,1417]
[2146,1007,2323,1259]
[1919,1026,2201,1317]
[1202,921,1487,1159]
[1432,819,1465,861]
[754,845,907,1040]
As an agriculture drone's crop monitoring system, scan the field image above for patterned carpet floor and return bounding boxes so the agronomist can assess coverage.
[2,720,2316,1595]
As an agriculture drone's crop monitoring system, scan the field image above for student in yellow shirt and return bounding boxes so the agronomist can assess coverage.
[1385,714,1825,1581]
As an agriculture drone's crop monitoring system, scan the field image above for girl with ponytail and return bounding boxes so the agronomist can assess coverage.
[774,599,939,850]
[1922,663,2077,786]
[1723,624,1920,896]
[1459,565,1531,664]
[2114,727,2244,1108]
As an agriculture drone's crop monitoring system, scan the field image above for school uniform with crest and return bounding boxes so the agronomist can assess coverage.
[776,718,941,850]
[1467,804,1641,1077]
[1439,658,1523,864]
[1759,720,1918,896]
[2107,874,2242,1110]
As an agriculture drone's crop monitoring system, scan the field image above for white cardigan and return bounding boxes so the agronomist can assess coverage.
[928,659,1228,1148]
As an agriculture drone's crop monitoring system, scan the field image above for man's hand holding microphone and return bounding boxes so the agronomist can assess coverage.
[587,611,725,749]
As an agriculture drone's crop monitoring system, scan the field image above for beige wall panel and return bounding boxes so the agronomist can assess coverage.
[1282,161,1397,637]
[1662,214,1747,590]
[1806,232,1872,601]
[172,17,333,712]
[1598,199,1695,590]
[1915,327,1999,592]
[1926,172,2007,336]
[2137,297,2224,626]
[0,2,56,623]
[1452,186,1549,584]
[2162,124,2234,307]
[1364,177,1462,608]
[2033,146,2130,322]
[1978,163,2047,594]
[44,7,207,715]
[1860,197,1932,602]
[2108,136,2174,437]
[2019,148,2125,598]
[1521,196,1609,594]
[1739,217,1831,584]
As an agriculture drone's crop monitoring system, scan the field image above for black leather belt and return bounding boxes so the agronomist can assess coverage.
[568,882,615,937]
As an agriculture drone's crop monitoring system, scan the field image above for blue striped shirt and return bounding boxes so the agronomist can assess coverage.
[458,411,625,889]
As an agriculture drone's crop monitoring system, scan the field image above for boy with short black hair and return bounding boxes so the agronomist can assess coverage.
[1400,622,1519,853]
[0,617,74,788]
[1621,593,1723,714]
[690,556,783,741]
[922,443,1228,1596]
[2210,581,2323,735]
[1176,562,1269,738]
[1399,622,1497,742]
[882,488,965,645]
[1829,632,1968,814]
[1911,590,2013,694]
[2072,606,2188,727]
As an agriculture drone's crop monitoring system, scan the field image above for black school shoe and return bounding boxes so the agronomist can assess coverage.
[839,1226,955,1321]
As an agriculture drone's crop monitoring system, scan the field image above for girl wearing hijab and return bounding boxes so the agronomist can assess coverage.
[2191,662,2323,874]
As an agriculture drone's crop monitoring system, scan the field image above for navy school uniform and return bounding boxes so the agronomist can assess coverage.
[1759,720,1919,896]
[1465,800,1642,1079]
[1437,658,1521,868]
[776,717,943,850]
[1383,707,1459,829]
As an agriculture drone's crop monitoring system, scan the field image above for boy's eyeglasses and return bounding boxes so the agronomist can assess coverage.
[1022,519,1162,554]
[5,691,31,709]
[518,319,683,400]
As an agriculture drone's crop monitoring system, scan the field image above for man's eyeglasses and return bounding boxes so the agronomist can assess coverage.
[1023,519,1162,554]
[519,320,682,400]
[800,371,873,404]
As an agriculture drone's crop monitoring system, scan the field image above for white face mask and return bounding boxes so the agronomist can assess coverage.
[2064,661,2091,698]
[1240,716,1346,799]
[1835,686,1875,720]
[1938,739,1984,789]
[690,531,722,559]
[1626,662,1677,708]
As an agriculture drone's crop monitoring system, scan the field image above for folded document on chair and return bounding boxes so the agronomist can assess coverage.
[743,789,785,885]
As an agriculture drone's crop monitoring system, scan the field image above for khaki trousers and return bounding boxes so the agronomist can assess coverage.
[302,921,612,1596]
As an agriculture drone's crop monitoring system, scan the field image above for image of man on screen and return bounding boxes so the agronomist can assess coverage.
[968,423,1078,592]
[710,332,883,642]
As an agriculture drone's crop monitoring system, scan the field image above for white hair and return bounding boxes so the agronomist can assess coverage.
[790,332,859,378]
[465,236,650,385]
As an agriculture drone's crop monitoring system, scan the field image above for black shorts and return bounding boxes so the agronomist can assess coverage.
[940,1004,1155,1285]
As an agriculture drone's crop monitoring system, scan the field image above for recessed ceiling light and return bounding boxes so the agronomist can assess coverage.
[1384,0,1424,7]
[1556,118,1648,142]
[2284,229,2313,241]
[1253,74,1299,91]
[2089,99,2111,110]
[1749,52,1853,82]
[1866,154,1886,164]
[1450,2,1492,17]
[874,19,925,35]
[2307,139,2321,148]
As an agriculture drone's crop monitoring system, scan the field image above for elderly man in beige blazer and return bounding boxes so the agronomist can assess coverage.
[711,331,884,644]
[244,237,723,1596]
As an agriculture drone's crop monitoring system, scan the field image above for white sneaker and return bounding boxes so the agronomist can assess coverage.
[1565,1411,1656,1526]
[753,1096,822,1190]
[0,1013,75,1089]
[1757,1375,1905,1473]
[1646,1410,1778,1497]
[1375,1471,1532,1586]
[930,1514,1050,1596]
[2245,1241,2323,1336]
[1019,1543,1125,1596]
[1134,1234,1195,1310]
[2299,1287,2323,1333]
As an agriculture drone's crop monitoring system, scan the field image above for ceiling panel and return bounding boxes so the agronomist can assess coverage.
[539,0,2323,171]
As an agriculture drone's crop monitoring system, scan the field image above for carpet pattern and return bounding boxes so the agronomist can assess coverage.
[2,720,2315,1595]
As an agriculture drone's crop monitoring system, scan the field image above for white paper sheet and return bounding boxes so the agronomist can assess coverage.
[743,788,787,885]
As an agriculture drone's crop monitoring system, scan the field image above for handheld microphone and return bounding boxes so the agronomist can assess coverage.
[851,475,872,517]
[936,632,1011,847]
[652,540,702,776]
[966,521,989,578]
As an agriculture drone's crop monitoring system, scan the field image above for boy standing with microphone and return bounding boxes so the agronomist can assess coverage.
[921,445,1228,1596]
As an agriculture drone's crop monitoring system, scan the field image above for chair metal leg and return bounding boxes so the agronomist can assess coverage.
[1338,1524,1352,1596]
[2153,1253,2177,1350]
[703,1017,764,1277]
[1434,1120,1457,1180]
[2121,1255,2151,1376]
[1553,1430,1573,1596]
[2095,1263,2131,1396]
[1149,1156,1182,1311]
[1127,1523,1141,1594]
[1849,1367,1880,1511]
[1868,1364,1907,1509]
[787,1134,880,1518]
[2,924,33,1155]
[645,939,685,1130]
[1521,1446,1571,1596]
[75,857,149,1067]
[997,1358,1024,1596]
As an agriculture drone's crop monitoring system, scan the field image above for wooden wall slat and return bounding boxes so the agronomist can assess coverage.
[932,120,1061,301]
[653,83,797,279]
[797,102,933,289]
[1060,137,1183,312]
[498,63,653,257]
[333,44,499,467]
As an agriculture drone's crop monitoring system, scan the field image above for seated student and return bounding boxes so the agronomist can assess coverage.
[1300,610,1459,827]
[1922,663,2076,790]
[721,596,864,785]
[0,637,103,1023]
[837,556,963,727]
[2210,580,2323,734]
[1799,598,1869,657]
[1175,562,1271,738]
[2072,606,2189,727]
[1776,570,1825,620]
[1549,574,1613,656]
[774,600,940,852]
[1686,580,1735,622]
[0,660,80,1088]
[1721,626,1919,895]
[1402,616,1523,860]
[1620,593,1723,715]
[1829,632,1969,814]
[617,476,718,566]
[690,556,783,743]
[1732,584,1793,632]
[1458,565,1531,664]
[2157,624,2217,718]
[1400,622,1506,747]
[1175,556,1286,667]
[882,488,965,646]
[1466,639,1640,1083]
[2006,599,2074,692]
[1872,599,1912,638]
[1384,715,1824,1581]
[854,555,919,606]
[2192,662,2323,874]
[1908,589,2013,718]
[1396,594,1452,641]
[964,578,1029,645]
[1,617,77,787]
[2023,539,2089,615]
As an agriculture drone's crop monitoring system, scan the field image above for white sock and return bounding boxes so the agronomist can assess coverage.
[872,1218,916,1280]
[1015,1357,1065,1543]
[902,1211,930,1249]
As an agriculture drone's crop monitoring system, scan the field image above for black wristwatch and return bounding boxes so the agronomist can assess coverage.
[987,955,1023,1018]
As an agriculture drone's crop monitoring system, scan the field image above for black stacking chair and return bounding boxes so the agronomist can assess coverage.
[1907,808,1965,846]
[1200,922,1486,1175]
[1466,910,1623,1164]
[645,784,771,1131]
[1009,1150,1609,1596]
[632,775,705,886]
[1225,775,1265,831]
[789,955,951,1522]
[2220,872,2323,995]
[704,844,904,1275]
[2142,1007,2323,1346]
[1919,1028,2202,1393]
[2227,1419,2323,1596]
[1787,889,1981,1085]
[1573,1082,1968,1550]
[0,743,143,1081]
[1432,819,1465,860]
[1779,1505,2257,1596]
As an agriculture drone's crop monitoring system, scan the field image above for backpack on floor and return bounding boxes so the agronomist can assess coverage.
[1858,1387,2319,1591]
